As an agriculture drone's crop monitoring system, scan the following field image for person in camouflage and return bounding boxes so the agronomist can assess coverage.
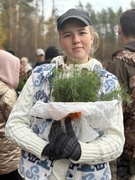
[107,9,135,180]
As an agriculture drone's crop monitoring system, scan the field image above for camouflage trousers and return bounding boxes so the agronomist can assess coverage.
[110,157,135,180]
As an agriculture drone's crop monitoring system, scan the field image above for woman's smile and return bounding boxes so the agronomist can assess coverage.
[72,46,83,51]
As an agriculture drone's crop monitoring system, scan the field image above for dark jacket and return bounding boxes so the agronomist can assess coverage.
[107,40,135,160]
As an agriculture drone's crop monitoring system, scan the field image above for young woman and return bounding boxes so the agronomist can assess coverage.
[0,50,22,180]
[5,9,124,180]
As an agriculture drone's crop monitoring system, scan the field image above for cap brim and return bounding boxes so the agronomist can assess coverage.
[58,16,89,30]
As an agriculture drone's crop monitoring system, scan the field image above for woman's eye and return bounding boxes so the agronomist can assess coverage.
[64,34,71,38]
[80,31,86,35]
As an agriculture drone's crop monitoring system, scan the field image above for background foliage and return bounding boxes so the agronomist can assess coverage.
[0,0,135,67]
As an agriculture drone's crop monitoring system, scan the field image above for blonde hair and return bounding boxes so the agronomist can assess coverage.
[89,26,99,55]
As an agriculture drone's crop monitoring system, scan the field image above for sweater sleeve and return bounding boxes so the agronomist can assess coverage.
[71,101,125,164]
[5,75,48,160]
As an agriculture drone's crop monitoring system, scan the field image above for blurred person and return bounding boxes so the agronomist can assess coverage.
[5,8,124,180]
[17,63,27,94]
[7,50,16,56]
[107,9,135,180]
[45,46,62,63]
[20,57,32,75]
[33,48,45,68]
[0,50,22,180]
[34,46,61,67]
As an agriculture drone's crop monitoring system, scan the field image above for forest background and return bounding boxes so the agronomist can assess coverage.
[0,0,135,68]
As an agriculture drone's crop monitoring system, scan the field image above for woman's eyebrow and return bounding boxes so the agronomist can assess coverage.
[63,31,71,34]
[62,27,87,34]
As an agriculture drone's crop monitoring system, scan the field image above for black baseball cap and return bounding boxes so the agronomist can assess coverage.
[57,8,91,30]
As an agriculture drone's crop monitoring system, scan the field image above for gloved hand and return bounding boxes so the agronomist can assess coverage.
[43,118,81,160]
[42,144,62,160]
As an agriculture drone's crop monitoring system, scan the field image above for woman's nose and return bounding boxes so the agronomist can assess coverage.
[72,34,80,44]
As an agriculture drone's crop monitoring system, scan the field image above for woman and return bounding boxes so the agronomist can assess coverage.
[0,50,22,180]
[5,9,124,180]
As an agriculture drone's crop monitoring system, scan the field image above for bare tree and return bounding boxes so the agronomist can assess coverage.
[9,0,13,49]
[35,0,38,50]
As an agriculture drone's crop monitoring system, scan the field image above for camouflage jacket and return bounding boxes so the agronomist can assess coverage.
[107,41,135,160]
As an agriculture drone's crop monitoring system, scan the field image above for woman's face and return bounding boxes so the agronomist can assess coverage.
[59,19,94,64]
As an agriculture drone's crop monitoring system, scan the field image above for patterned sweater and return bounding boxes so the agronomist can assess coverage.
[5,56,124,180]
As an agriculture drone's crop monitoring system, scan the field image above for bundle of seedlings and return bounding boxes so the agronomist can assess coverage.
[51,66,130,101]
[51,67,101,102]
[50,65,131,120]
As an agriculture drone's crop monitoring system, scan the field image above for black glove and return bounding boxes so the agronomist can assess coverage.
[42,144,62,160]
[48,117,81,160]
[42,120,66,159]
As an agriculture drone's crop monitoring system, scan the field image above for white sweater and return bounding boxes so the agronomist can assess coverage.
[5,56,125,180]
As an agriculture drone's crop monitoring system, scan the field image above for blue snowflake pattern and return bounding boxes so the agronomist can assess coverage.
[39,120,47,134]
[82,173,96,180]
[31,124,39,134]
[19,157,25,174]
[101,165,110,180]
[34,73,45,87]
[26,165,40,180]
[34,90,49,102]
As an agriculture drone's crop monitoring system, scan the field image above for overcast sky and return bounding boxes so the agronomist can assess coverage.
[44,0,132,19]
